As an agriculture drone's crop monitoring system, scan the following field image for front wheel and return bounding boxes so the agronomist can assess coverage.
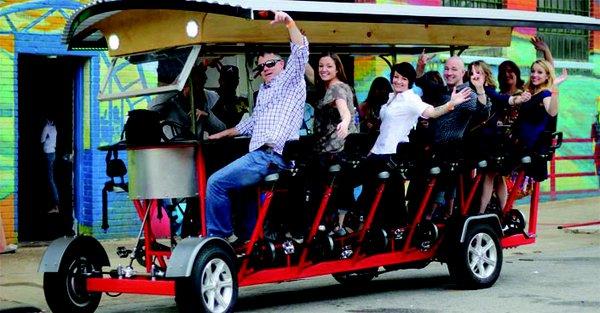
[447,224,502,289]
[43,248,103,313]
[176,244,238,313]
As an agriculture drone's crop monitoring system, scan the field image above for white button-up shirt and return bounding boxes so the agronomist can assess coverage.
[41,121,57,153]
[370,89,432,155]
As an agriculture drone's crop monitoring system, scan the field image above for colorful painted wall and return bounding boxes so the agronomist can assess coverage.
[0,0,598,243]
[0,0,154,244]
[354,0,600,195]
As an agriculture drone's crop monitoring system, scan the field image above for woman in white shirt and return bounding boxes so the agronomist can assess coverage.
[358,62,470,227]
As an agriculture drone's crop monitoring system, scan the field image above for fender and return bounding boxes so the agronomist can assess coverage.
[459,214,503,243]
[166,236,234,278]
[38,236,110,273]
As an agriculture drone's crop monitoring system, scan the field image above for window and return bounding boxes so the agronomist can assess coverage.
[442,0,502,9]
[537,29,589,61]
[537,0,589,16]
[537,0,590,61]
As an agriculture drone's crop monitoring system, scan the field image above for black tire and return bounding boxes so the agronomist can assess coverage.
[176,245,238,313]
[332,268,378,286]
[447,223,503,289]
[43,248,103,313]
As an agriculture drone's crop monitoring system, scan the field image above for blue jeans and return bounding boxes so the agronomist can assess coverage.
[44,152,59,206]
[206,149,287,238]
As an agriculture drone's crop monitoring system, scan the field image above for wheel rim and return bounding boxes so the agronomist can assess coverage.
[201,258,234,313]
[65,257,94,307]
[467,233,497,279]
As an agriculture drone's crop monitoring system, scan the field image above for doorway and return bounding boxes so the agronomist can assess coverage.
[17,54,84,241]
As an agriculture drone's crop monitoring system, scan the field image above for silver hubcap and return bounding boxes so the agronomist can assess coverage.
[201,258,233,313]
[467,233,497,279]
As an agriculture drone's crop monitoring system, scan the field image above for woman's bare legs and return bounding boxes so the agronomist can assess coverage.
[496,176,508,211]
[479,172,496,214]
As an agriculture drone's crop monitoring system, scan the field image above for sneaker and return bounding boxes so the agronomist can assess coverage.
[225,234,239,244]
[225,234,249,252]
[0,244,17,254]
[332,227,347,237]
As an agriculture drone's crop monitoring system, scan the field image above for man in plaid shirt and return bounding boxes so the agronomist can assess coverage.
[206,11,308,242]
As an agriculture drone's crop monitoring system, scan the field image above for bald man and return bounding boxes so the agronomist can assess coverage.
[416,55,490,145]
[414,55,490,219]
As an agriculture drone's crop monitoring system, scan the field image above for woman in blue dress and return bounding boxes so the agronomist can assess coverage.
[513,59,561,181]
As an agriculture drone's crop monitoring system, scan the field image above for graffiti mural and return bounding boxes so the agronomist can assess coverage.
[0,0,598,243]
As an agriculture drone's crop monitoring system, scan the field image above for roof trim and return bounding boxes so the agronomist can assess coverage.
[63,0,600,50]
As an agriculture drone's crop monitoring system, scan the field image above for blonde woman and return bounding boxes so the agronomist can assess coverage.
[512,59,562,181]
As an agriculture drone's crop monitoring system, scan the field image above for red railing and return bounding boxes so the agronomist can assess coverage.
[547,137,599,200]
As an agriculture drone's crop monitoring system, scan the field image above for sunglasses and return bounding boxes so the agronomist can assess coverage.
[253,58,282,74]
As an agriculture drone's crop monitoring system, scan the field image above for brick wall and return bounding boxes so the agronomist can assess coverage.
[0,32,16,244]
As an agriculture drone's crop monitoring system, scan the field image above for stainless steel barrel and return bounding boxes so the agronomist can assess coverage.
[127,146,197,199]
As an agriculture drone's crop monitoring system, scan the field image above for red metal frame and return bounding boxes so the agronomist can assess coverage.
[548,137,599,200]
[85,145,547,296]
[403,178,436,251]
[557,220,600,229]
[87,277,175,296]
[132,199,172,273]
[196,145,208,237]
[297,181,335,269]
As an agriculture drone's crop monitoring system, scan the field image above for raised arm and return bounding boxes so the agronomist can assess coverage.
[269,11,309,87]
[470,69,488,105]
[531,36,554,66]
[416,49,435,78]
[305,62,315,86]
[270,11,303,46]
[544,69,567,117]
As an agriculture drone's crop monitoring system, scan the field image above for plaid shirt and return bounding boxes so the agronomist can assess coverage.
[235,37,309,155]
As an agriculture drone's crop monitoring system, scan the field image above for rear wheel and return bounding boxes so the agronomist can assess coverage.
[448,224,502,289]
[176,245,237,313]
[43,247,103,313]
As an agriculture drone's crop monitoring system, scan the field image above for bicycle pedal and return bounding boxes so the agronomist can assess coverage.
[116,246,132,258]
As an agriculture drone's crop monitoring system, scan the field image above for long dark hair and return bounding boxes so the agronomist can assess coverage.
[498,60,525,94]
[315,53,348,98]
[364,76,392,105]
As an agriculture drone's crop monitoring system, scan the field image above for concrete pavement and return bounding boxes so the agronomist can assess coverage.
[1,196,598,312]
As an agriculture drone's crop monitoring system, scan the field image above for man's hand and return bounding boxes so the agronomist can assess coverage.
[207,128,238,140]
[269,10,303,46]
[270,10,293,26]
[449,87,471,109]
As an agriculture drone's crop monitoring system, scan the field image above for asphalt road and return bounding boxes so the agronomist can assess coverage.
[85,244,599,313]
[1,196,599,313]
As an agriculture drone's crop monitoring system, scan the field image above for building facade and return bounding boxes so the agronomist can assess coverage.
[0,0,598,243]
